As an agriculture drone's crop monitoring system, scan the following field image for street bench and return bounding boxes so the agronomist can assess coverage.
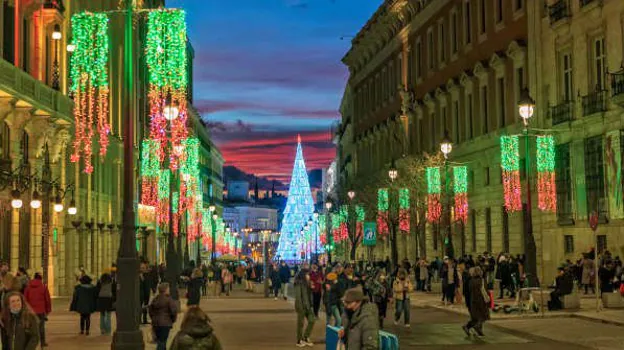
[531,290,580,310]
[601,293,624,308]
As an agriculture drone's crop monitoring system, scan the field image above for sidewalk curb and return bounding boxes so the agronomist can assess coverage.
[570,313,624,327]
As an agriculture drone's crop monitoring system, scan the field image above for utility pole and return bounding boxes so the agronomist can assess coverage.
[111,0,144,348]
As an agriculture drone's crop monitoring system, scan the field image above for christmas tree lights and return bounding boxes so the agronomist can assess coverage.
[501,135,522,212]
[146,9,189,170]
[426,167,442,223]
[69,12,111,173]
[536,135,557,212]
[453,166,469,223]
[399,188,410,233]
[377,188,389,236]
[276,137,316,262]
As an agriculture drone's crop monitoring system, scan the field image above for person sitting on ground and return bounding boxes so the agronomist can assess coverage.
[339,287,379,350]
[548,267,574,311]
[170,307,221,350]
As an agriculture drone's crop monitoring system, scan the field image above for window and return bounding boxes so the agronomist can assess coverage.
[415,40,422,79]
[3,3,15,64]
[438,22,446,63]
[584,136,607,217]
[498,77,506,127]
[470,209,477,252]
[22,19,29,73]
[597,235,607,254]
[467,93,474,139]
[465,1,472,44]
[452,12,459,54]
[454,100,460,143]
[564,235,574,254]
[556,143,573,222]
[485,208,492,252]
[515,0,523,11]
[482,85,489,134]
[496,0,503,23]
[502,206,509,252]
[484,166,490,186]
[428,30,435,69]
[561,53,573,101]
[592,37,606,90]
[0,122,9,160]
[480,0,487,34]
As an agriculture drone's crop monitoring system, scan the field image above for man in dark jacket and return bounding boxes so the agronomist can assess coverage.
[140,263,152,324]
[548,267,574,311]
[339,287,379,350]
[149,283,178,350]
[279,262,291,300]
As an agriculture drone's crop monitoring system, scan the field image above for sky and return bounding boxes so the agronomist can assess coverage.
[166,0,381,183]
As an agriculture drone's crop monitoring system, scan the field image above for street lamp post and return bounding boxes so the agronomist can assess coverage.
[51,24,61,90]
[112,0,144,348]
[208,205,216,263]
[440,130,454,258]
[325,201,333,264]
[313,212,319,261]
[347,190,356,261]
[518,88,538,287]
[388,160,398,267]
[262,230,270,297]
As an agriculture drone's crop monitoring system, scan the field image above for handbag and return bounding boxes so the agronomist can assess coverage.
[619,283,624,296]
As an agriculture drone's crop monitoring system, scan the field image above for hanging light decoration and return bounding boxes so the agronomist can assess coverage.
[331,213,340,243]
[318,213,327,245]
[426,167,442,223]
[146,9,189,170]
[140,139,160,207]
[337,206,349,242]
[377,188,389,236]
[156,169,170,225]
[355,205,365,242]
[453,166,469,223]
[501,135,522,212]
[399,188,410,233]
[536,135,557,212]
[69,12,111,173]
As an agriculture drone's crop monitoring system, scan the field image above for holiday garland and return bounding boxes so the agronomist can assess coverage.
[426,167,442,223]
[399,188,410,233]
[146,9,189,170]
[356,205,365,242]
[318,213,327,245]
[156,169,170,225]
[140,139,160,207]
[453,166,469,223]
[69,12,111,173]
[377,188,389,235]
[337,206,349,242]
[536,135,557,212]
[501,135,522,212]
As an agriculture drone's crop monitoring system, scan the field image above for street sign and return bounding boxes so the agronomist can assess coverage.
[363,222,377,246]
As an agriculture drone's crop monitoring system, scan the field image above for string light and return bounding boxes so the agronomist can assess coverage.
[69,12,110,173]
[536,135,557,212]
[426,167,442,223]
[453,166,469,224]
[500,136,522,212]
[377,188,389,235]
[399,188,410,233]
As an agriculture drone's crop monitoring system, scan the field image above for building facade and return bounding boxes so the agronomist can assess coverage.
[341,0,624,282]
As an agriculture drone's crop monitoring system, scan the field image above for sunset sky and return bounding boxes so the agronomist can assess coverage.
[167,0,381,183]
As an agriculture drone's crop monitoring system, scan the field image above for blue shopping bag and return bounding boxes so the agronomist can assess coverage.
[379,330,399,350]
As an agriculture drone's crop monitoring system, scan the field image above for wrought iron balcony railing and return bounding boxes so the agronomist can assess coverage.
[611,72,624,97]
[549,0,570,24]
[582,90,607,116]
[551,101,574,125]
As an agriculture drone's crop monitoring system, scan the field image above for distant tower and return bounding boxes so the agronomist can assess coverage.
[271,180,276,198]
[276,135,320,262]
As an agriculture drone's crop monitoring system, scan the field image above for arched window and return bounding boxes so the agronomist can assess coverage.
[20,130,29,161]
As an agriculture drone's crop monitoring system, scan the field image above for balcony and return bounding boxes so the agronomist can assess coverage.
[550,101,574,125]
[611,71,624,108]
[549,0,570,24]
[581,90,607,116]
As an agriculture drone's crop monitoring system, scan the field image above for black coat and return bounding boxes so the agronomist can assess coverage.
[70,284,97,315]
[95,281,117,312]
[468,277,489,322]
[187,277,203,306]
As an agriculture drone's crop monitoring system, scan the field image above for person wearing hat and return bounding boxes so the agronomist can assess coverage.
[338,287,379,350]
[323,271,342,327]
[547,267,573,311]
[70,275,97,335]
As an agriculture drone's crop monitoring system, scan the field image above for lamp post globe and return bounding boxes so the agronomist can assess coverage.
[68,199,77,216]
[440,130,453,159]
[325,201,332,211]
[52,24,62,40]
[388,160,398,182]
[347,190,355,200]
[11,190,22,209]
[30,191,42,209]
[518,88,535,126]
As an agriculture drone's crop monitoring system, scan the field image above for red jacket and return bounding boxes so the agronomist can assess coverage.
[24,279,51,315]
[310,271,324,294]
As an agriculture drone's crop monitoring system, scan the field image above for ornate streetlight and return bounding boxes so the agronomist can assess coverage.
[440,130,454,257]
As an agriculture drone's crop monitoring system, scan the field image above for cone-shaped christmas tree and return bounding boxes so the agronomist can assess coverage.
[276,135,318,262]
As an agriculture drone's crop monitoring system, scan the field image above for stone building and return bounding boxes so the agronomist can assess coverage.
[0,0,223,295]
[340,0,624,282]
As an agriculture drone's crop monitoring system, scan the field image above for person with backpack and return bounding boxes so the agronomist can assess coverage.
[95,273,116,335]
[70,275,97,335]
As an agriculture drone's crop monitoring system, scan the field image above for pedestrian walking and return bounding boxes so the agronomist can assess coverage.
[324,272,342,327]
[170,307,222,350]
[294,269,315,347]
[392,268,413,327]
[269,263,281,300]
[367,270,390,329]
[70,275,97,335]
[23,273,51,347]
[309,263,323,317]
[2,292,40,349]
[140,263,151,324]
[149,283,178,350]
[279,261,291,300]
[462,267,489,337]
[338,287,379,350]
[187,268,204,307]
[201,264,209,296]
[95,273,116,335]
